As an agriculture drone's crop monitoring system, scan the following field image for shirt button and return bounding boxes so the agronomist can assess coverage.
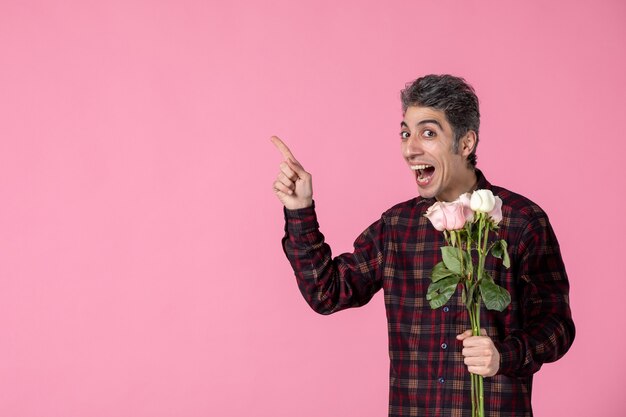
[443,307,450,312]
[441,343,448,350]
[438,377,445,384]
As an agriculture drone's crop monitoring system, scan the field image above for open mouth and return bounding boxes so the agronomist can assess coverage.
[411,164,435,185]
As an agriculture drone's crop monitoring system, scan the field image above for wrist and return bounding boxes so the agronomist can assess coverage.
[493,336,523,376]
[284,199,313,210]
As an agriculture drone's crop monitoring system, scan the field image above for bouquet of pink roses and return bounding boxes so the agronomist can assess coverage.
[424,189,511,417]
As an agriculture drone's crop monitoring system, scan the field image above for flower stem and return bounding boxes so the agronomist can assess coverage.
[476,300,484,417]
[471,372,476,417]
[466,213,491,417]
[480,373,484,416]
[467,273,483,417]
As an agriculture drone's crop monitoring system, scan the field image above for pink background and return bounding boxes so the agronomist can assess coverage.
[1,1,624,416]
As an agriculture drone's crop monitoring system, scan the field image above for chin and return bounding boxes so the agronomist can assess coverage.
[416,187,437,199]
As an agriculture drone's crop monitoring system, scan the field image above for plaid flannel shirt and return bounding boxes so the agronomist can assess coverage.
[282,170,574,417]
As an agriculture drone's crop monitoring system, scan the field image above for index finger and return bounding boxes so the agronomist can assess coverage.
[456,330,473,340]
[270,136,295,160]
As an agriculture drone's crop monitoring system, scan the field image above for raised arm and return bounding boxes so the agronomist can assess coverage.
[271,136,385,314]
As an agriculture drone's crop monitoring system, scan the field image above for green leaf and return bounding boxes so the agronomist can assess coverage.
[491,240,503,259]
[479,280,511,312]
[481,270,494,283]
[426,275,461,309]
[441,246,465,275]
[431,261,455,283]
[491,239,511,269]
[501,240,511,268]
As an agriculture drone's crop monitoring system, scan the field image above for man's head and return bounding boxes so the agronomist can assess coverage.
[401,74,480,167]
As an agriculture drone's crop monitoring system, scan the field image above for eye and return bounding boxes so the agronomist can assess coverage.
[400,131,410,140]
[423,129,436,138]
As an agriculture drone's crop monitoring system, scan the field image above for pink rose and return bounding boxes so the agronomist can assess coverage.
[458,193,475,223]
[425,200,468,231]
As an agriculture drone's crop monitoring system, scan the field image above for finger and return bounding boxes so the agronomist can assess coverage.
[273,180,294,196]
[277,172,296,190]
[456,330,473,340]
[279,162,298,181]
[467,366,487,376]
[462,336,491,348]
[464,356,488,366]
[462,346,492,357]
[481,328,487,336]
[286,157,308,178]
[271,136,296,160]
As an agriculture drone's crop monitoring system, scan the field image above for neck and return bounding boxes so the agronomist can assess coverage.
[436,169,478,202]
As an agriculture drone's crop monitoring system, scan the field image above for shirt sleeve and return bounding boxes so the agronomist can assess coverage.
[281,202,385,315]
[494,213,575,377]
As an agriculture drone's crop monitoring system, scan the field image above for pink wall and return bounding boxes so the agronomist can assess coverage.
[1,0,624,415]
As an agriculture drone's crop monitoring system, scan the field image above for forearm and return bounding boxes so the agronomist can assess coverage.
[282,203,383,315]
[495,308,575,377]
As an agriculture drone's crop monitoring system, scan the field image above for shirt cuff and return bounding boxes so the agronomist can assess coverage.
[283,201,319,235]
[493,336,523,376]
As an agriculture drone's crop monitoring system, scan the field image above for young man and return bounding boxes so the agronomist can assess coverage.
[271,74,574,416]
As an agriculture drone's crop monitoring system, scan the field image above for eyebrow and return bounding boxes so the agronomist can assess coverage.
[400,119,443,129]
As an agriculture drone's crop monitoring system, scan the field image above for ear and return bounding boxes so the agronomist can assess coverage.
[460,131,477,158]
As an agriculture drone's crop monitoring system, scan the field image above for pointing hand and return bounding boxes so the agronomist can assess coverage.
[271,136,313,210]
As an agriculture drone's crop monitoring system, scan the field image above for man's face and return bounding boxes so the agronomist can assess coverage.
[400,106,475,201]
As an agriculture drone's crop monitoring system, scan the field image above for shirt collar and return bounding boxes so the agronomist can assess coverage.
[475,169,491,190]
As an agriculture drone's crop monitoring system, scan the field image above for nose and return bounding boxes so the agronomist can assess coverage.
[402,135,423,160]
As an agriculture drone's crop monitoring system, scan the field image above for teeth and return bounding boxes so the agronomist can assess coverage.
[410,164,433,170]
